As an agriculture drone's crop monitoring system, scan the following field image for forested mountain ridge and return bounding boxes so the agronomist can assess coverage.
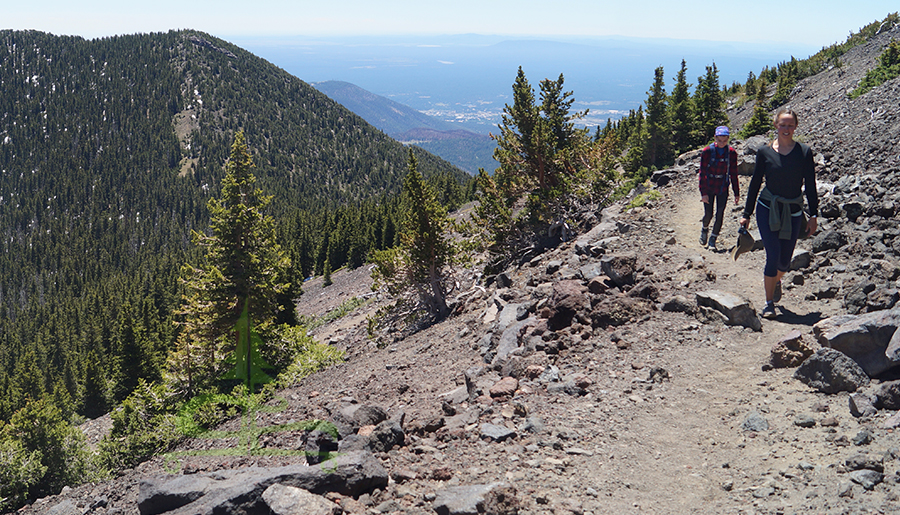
[0,29,468,422]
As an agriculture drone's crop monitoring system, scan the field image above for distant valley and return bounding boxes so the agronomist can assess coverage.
[236,34,819,133]
[312,80,496,174]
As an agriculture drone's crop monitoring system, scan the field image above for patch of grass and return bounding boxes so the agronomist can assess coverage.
[297,296,371,331]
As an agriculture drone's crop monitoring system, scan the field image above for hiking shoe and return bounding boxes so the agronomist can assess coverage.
[773,281,783,303]
[761,304,778,320]
[707,235,718,251]
[699,227,709,246]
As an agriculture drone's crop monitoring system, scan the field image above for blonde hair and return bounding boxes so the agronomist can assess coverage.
[773,107,799,126]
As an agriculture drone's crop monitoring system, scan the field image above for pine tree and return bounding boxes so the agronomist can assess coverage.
[372,151,454,320]
[669,60,693,156]
[692,63,728,145]
[739,77,772,138]
[493,68,588,197]
[166,131,291,397]
[643,66,671,168]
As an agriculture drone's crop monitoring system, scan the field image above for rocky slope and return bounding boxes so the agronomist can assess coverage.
[12,22,900,515]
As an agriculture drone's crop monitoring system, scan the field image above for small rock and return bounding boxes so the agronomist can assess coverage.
[490,377,519,398]
[849,469,884,490]
[480,423,517,442]
[741,411,769,432]
[853,428,875,446]
[793,414,816,428]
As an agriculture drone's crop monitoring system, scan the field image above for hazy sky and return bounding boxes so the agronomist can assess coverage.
[5,1,898,47]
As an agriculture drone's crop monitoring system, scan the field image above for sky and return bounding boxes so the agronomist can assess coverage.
[4,1,898,48]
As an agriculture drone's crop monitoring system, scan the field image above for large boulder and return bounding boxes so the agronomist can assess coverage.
[137,451,388,515]
[813,308,900,376]
[794,348,870,394]
[546,280,588,330]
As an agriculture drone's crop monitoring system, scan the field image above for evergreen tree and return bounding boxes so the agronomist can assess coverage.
[744,71,758,97]
[692,63,728,145]
[372,151,454,320]
[166,131,291,397]
[669,60,693,156]
[643,66,671,168]
[739,77,772,138]
[493,68,588,197]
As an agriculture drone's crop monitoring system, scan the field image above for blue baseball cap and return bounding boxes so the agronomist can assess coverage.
[715,126,730,136]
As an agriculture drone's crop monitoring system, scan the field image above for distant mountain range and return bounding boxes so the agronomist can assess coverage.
[312,80,497,174]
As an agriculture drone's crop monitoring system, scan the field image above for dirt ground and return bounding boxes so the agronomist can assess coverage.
[274,172,884,514]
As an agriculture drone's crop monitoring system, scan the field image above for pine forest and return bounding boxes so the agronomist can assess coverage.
[0,29,469,422]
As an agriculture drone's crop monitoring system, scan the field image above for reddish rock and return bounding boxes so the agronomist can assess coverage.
[524,365,545,379]
[490,377,519,398]
[770,330,818,368]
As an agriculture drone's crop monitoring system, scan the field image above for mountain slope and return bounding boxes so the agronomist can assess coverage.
[0,29,467,421]
[313,80,497,173]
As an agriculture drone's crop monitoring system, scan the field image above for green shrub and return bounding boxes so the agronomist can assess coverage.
[849,39,900,99]
[96,380,180,471]
[276,326,345,386]
[0,399,90,504]
[0,435,47,512]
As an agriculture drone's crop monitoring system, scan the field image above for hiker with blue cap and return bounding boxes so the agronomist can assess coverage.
[698,125,740,251]
[740,108,819,320]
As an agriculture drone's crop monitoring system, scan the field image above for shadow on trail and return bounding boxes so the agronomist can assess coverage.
[775,306,826,326]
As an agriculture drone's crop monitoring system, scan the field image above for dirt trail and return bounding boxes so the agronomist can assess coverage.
[577,175,850,512]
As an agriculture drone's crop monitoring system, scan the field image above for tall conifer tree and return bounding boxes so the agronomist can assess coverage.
[166,131,290,397]
[643,66,671,168]
[669,60,693,156]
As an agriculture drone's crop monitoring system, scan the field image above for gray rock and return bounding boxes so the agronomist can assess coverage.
[794,348,870,394]
[853,428,875,446]
[491,318,536,367]
[578,262,605,282]
[262,484,339,515]
[695,290,761,332]
[849,392,878,418]
[811,230,848,253]
[432,483,511,515]
[496,303,523,332]
[849,469,883,490]
[813,307,900,377]
[846,453,884,473]
[546,380,586,396]
[480,423,516,442]
[46,500,82,515]
[793,414,816,428]
[661,295,695,314]
[336,404,388,435]
[874,380,900,410]
[438,385,470,405]
[741,411,769,432]
[368,419,405,453]
[574,222,617,255]
[790,249,812,270]
[137,451,388,515]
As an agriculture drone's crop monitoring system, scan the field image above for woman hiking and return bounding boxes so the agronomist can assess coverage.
[698,125,740,251]
[740,108,818,319]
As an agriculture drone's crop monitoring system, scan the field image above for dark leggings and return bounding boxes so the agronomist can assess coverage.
[702,192,729,236]
[756,202,801,277]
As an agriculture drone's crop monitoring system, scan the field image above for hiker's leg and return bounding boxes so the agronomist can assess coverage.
[711,192,728,237]
[701,199,714,229]
[757,204,782,302]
